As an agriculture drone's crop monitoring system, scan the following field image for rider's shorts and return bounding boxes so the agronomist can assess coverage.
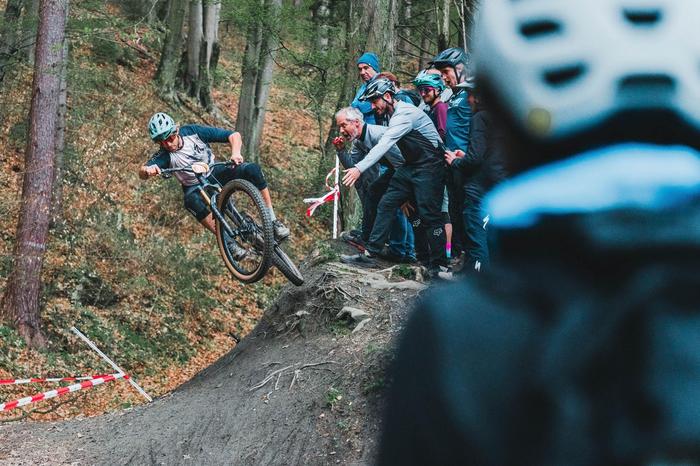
[183,162,268,221]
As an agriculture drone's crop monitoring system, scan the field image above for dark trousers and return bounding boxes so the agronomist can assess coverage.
[446,169,467,255]
[361,168,395,242]
[462,193,489,272]
[367,163,446,269]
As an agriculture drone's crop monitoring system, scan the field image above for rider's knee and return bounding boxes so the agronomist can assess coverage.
[238,162,267,191]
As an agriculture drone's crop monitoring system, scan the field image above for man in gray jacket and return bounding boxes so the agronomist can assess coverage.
[333,107,404,247]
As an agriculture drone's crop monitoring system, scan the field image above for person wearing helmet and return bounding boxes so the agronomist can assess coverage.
[139,113,290,243]
[381,0,700,464]
[413,70,448,141]
[430,48,473,267]
[444,78,507,272]
[340,77,448,278]
[351,52,381,124]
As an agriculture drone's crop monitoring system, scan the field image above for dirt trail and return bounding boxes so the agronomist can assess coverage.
[0,246,426,466]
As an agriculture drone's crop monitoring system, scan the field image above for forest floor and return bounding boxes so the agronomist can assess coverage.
[0,241,430,465]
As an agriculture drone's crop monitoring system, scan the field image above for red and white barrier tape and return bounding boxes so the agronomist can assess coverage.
[304,167,340,217]
[0,374,111,385]
[0,373,128,412]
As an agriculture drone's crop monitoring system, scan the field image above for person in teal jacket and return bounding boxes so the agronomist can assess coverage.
[351,52,380,124]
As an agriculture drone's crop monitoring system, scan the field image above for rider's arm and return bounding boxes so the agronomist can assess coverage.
[229,132,243,162]
[138,151,169,180]
[354,112,412,173]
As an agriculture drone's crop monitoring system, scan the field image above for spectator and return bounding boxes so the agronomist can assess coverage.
[351,52,381,124]
[445,79,507,272]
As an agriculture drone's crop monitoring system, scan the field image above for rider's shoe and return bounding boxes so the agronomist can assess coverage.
[340,230,364,245]
[223,232,248,261]
[272,220,290,241]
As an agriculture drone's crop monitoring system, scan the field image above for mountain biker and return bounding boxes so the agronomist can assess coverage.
[429,47,473,265]
[351,52,381,124]
[139,113,290,244]
[380,0,700,464]
[341,78,447,277]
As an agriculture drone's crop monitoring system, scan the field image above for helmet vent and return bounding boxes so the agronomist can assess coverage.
[519,19,562,39]
[543,64,587,87]
[618,74,676,98]
[623,8,662,26]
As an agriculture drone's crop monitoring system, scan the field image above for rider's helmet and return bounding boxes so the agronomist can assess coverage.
[429,47,471,84]
[413,70,446,93]
[473,0,700,173]
[359,77,396,102]
[148,112,176,142]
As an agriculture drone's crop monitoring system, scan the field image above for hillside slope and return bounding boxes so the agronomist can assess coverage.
[0,243,428,465]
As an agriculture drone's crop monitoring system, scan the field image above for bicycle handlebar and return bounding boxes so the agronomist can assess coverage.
[159,161,234,178]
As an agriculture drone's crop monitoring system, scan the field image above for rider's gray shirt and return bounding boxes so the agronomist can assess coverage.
[146,125,234,187]
[355,101,443,172]
[339,123,405,174]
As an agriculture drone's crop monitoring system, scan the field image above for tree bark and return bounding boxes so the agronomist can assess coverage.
[156,0,188,101]
[198,0,220,111]
[51,30,68,226]
[235,0,281,162]
[185,0,202,97]
[436,0,450,51]
[1,0,69,349]
[313,0,330,53]
[368,0,397,71]
[0,0,25,83]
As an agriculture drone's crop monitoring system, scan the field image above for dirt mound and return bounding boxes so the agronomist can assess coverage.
[0,242,426,465]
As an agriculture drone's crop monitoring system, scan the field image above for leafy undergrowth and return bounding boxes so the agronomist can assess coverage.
[0,17,333,421]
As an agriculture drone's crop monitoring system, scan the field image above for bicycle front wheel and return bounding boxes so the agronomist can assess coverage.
[216,179,274,283]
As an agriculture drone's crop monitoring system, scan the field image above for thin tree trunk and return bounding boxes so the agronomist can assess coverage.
[1,0,69,349]
[400,0,412,55]
[51,31,68,226]
[314,0,330,53]
[236,0,280,162]
[0,0,25,83]
[22,0,40,65]
[198,0,220,111]
[156,0,188,101]
[369,0,397,71]
[436,0,449,51]
[185,0,202,97]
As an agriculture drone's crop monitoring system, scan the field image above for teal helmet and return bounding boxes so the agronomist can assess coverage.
[148,112,176,141]
[413,71,446,92]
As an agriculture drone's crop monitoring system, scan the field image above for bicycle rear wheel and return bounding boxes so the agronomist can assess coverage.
[216,179,274,283]
[272,244,304,286]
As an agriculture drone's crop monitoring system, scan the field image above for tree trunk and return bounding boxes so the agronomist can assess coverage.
[436,0,450,51]
[185,0,202,97]
[314,0,330,53]
[0,0,24,83]
[51,30,68,226]
[369,0,397,71]
[22,0,40,65]
[235,0,280,162]
[1,0,69,349]
[399,0,412,55]
[156,0,188,101]
[198,0,220,111]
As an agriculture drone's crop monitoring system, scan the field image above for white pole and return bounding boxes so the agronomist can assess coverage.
[71,327,152,402]
[332,156,340,239]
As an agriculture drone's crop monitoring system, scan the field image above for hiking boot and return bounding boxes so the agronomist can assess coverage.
[340,251,377,268]
[340,230,364,245]
[272,220,290,241]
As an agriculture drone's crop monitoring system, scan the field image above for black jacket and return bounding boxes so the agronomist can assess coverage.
[380,195,700,466]
[451,110,507,199]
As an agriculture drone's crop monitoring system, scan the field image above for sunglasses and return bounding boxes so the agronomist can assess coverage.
[418,87,436,96]
[157,132,178,144]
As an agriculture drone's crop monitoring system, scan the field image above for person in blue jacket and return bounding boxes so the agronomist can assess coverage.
[351,52,381,124]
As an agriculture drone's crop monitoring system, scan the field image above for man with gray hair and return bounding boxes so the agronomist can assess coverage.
[332,106,405,250]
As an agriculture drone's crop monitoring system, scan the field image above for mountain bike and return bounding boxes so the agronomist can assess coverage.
[160,161,303,286]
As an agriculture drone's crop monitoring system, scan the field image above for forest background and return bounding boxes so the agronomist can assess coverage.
[0,0,476,420]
